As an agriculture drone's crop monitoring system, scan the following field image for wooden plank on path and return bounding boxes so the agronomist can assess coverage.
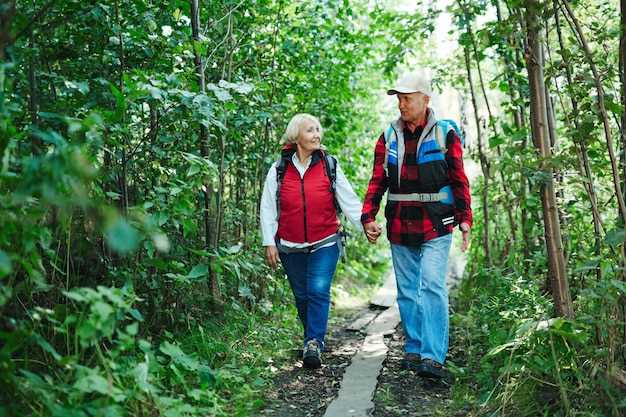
[369,270,396,308]
[322,303,400,417]
[346,310,378,332]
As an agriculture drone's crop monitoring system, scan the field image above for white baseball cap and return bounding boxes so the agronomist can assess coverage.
[387,72,433,97]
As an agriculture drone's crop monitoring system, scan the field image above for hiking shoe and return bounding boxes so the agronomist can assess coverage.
[416,358,446,379]
[400,353,422,370]
[302,340,321,369]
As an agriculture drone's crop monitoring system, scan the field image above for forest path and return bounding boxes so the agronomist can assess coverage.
[261,247,467,417]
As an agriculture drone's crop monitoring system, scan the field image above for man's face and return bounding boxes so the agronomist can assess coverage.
[397,92,429,123]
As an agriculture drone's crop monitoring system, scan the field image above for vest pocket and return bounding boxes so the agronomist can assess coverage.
[424,202,455,233]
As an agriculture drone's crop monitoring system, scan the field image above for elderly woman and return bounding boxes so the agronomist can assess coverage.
[260,113,367,369]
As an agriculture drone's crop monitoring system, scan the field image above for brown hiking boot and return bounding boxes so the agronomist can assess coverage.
[401,352,422,370]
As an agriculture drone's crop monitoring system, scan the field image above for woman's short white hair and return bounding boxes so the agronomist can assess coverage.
[283,113,323,144]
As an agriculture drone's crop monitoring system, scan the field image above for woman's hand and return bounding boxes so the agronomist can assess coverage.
[265,245,280,268]
[364,222,382,243]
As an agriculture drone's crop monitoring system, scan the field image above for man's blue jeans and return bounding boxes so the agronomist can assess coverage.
[391,234,452,364]
[279,244,339,350]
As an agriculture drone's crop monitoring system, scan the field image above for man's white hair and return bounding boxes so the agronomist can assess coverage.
[283,113,323,144]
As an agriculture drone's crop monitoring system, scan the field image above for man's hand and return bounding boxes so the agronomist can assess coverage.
[364,222,382,244]
[460,222,470,252]
[265,245,280,268]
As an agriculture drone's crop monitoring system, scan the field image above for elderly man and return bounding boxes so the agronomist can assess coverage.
[362,72,472,378]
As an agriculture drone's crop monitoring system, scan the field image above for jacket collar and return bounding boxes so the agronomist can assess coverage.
[280,143,324,165]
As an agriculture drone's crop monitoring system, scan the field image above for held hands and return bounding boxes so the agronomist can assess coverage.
[265,245,280,269]
[364,222,382,244]
[460,222,471,252]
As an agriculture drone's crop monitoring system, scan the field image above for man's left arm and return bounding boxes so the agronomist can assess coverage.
[445,130,472,229]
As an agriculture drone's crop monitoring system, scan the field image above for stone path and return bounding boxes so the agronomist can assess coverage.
[323,304,400,417]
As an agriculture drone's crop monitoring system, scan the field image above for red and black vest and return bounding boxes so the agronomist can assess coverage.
[276,148,339,243]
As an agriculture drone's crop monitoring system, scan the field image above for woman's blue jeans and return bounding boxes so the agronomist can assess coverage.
[279,244,339,350]
[390,234,452,364]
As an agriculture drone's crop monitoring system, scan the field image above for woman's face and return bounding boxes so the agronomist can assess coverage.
[296,120,321,154]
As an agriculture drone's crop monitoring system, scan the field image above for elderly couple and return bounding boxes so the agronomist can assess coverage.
[260,72,472,378]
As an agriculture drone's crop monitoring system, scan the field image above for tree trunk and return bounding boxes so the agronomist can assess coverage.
[463,43,492,266]
[558,0,626,226]
[190,0,220,301]
[114,0,129,215]
[621,0,626,193]
[0,2,15,61]
[524,0,573,318]
[214,11,235,248]
[553,0,603,281]
[463,0,517,253]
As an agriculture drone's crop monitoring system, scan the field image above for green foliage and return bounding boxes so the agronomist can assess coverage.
[1,0,404,415]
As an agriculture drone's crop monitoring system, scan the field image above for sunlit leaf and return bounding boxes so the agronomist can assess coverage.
[105,219,140,254]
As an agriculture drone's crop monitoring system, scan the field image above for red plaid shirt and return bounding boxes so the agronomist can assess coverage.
[361,118,472,247]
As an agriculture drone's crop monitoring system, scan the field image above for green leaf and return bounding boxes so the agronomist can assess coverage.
[159,341,200,371]
[0,250,11,277]
[489,135,505,148]
[105,218,139,254]
[218,80,254,95]
[199,367,216,386]
[125,322,138,336]
[605,228,625,247]
[130,308,144,322]
[187,164,200,177]
[34,333,62,361]
[226,243,242,254]
[238,286,255,301]
[75,372,110,395]
[484,341,516,357]
[207,84,232,102]
[187,264,208,279]
[92,301,113,319]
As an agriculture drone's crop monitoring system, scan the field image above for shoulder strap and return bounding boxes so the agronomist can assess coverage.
[323,153,341,214]
[275,157,289,221]
[436,119,464,149]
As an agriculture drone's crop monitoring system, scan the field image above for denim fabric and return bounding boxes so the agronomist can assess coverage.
[279,244,339,350]
[391,234,452,364]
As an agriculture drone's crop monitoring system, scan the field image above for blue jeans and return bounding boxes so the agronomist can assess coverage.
[391,234,452,364]
[279,244,340,350]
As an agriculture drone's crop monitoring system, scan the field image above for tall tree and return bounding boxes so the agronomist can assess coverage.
[191,0,219,300]
[524,0,573,318]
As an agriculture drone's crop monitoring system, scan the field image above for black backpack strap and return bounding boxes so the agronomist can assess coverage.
[275,157,289,222]
[323,153,341,214]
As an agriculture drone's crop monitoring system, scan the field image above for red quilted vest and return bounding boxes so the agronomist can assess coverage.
[277,152,339,243]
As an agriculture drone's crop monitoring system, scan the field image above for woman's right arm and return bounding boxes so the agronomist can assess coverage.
[260,163,280,267]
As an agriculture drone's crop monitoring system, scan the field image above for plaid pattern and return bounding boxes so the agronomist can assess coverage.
[361,121,472,247]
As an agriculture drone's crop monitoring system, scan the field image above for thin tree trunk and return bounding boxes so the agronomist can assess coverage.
[190,0,219,300]
[553,0,603,281]
[525,0,573,318]
[463,0,517,251]
[0,2,15,61]
[114,0,129,215]
[621,0,626,362]
[214,11,235,248]
[501,2,533,261]
[256,3,283,225]
[620,0,626,197]
[463,44,492,266]
[558,0,626,226]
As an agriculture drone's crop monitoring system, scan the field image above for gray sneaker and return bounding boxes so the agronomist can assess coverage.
[302,339,321,369]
